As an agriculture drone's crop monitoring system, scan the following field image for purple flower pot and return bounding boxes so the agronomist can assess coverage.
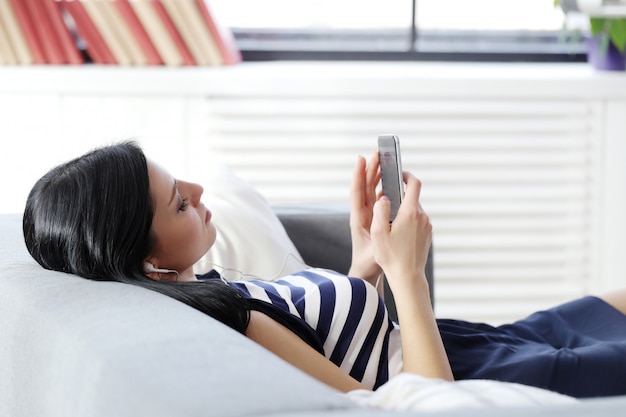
[586,36,626,71]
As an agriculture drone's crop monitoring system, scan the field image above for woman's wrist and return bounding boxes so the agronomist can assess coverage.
[385,270,430,302]
[348,265,381,285]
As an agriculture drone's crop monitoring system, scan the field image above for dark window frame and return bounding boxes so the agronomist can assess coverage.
[233,0,587,63]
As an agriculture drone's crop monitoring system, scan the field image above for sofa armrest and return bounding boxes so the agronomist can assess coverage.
[273,203,434,320]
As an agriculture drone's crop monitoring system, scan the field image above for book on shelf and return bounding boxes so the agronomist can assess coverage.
[82,0,133,65]
[195,0,241,65]
[161,0,222,66]
[150,0,196,65]
[129,0,184,66]
[0,7,17,65]
[0,0,33,65]
[8,0,46,64]
[24,0,66,64]
[63,0,116,64]
[45,0,84,64]
[102,0,149,65]
[0,0,241,66]
[112,0,162,65]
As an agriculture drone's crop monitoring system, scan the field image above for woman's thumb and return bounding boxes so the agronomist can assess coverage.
[371,195,391,235]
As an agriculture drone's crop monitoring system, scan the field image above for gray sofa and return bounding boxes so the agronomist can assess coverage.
[2,209,626,417]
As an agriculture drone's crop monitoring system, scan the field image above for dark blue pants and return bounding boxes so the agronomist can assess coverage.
[439,296,626,398]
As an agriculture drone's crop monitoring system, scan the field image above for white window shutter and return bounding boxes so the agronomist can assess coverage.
[201,96,601,325]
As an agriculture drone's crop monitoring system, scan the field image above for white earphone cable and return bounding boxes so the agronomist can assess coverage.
[211,252,309,283]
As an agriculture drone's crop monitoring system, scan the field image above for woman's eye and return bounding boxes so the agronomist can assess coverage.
[179,197,189,212]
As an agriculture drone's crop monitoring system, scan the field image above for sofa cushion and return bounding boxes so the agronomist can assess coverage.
[0,213,356,417]
[192,162,307,280]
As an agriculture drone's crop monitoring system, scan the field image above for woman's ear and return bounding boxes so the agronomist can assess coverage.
[143,259,163,281]
[143,259,179,282]
[143,263,158,280]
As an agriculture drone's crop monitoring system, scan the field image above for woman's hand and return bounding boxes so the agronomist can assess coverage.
[370,174,453,381]
[348,152,384,289]
[370,172,432,291]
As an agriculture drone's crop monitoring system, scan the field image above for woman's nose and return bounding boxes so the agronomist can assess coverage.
[180,181,204,206]
[190,182,204,206]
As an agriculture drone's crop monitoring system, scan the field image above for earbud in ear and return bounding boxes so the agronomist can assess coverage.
[143,262,180,281]
[144,262,168,274]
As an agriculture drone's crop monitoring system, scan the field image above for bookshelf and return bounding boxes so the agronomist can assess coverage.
[0,0,240,67]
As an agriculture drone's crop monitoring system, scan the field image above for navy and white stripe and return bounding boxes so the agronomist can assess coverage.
[228,268,401,389]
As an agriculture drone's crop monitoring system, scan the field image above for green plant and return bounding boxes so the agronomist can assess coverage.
[590,17,626,53]
[554,0,626,54]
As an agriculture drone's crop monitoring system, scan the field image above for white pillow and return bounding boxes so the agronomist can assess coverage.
[192,162,306,280]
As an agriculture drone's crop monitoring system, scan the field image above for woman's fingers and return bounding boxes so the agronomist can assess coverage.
[351,152,382,225]
[365,151,380,205]
[371,196,391,236]
[403,171,422,199]
[350,155,367,210]
[398,172,422,213]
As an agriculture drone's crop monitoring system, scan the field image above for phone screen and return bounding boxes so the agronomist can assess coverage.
[378,135,403,221]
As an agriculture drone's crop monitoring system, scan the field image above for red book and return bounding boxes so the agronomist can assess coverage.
[8,0,45,64]
[112,0,162,65]
[45,0,84,64]
[24,0,65,63]
[195,0,241,65]
[63,0,116,64]
[151,0,194,65]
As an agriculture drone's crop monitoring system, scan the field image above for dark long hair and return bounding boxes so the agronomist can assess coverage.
[23,141,249,333]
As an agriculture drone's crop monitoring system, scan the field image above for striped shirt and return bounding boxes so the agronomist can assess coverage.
[226,268,403,389]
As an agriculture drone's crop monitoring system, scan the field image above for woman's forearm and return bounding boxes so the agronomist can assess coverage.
[390,271,453,381]
[347,265,385,298]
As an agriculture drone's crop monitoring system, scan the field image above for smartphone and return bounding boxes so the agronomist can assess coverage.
[378,134,403,222]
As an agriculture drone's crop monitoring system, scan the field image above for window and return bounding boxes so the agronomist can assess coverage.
[209,0,588,61]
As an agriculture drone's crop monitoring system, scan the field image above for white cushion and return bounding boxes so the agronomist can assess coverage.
[346,373,577,412]
[192,162,306,280]
[0,214,355,417]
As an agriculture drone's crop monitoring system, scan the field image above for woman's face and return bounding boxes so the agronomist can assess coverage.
[146,160,216,281]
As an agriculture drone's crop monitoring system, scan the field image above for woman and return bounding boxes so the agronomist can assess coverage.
[23,141,626,398]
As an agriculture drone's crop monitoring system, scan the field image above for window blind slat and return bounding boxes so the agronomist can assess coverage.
[209,117,590,134]
[213,134,590,151]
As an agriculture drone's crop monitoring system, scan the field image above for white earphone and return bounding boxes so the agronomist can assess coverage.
[144,262,179,281]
